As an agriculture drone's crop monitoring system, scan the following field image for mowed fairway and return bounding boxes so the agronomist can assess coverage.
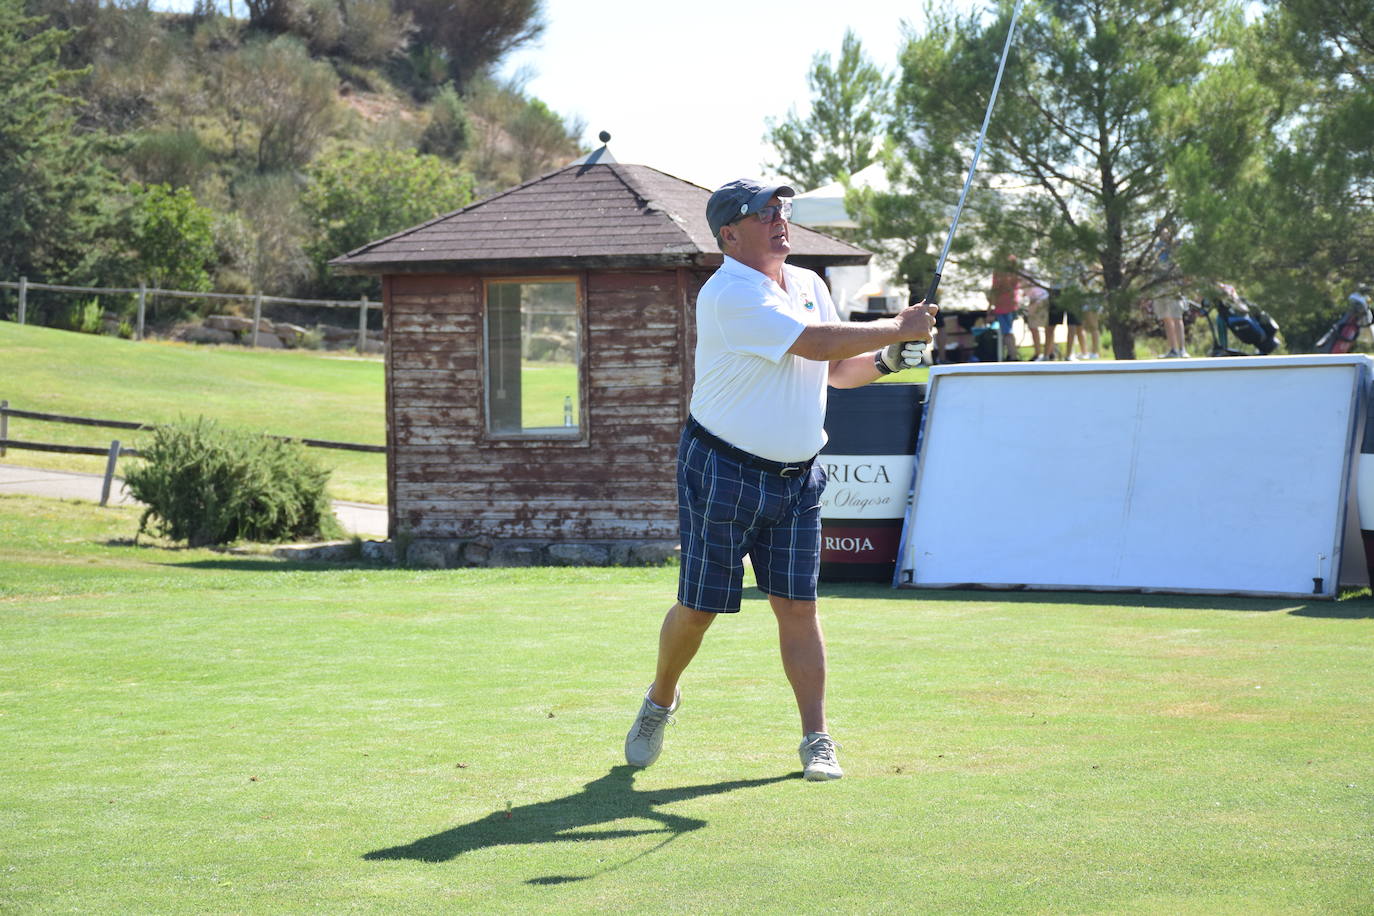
[0,322,386,503]
[2,495,1372,913]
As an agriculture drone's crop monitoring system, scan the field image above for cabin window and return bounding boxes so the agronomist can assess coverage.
[483,278,583,438]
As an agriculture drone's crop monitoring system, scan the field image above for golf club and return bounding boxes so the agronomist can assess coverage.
[908,0,1025,359]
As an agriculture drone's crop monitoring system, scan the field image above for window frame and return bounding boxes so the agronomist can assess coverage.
[480,274,590,445]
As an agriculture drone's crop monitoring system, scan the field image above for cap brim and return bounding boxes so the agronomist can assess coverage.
[741,185,794,217]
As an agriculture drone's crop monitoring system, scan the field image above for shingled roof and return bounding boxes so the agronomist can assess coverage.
[329,161,871,274]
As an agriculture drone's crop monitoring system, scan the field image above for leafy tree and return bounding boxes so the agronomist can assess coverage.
[0,0,118,293]
[507,97,583,182]
[864,0,1249,358]
[463,74,582,191]
[215,36,338,173]
[392,0,544,90]
[1171,0,1374,349]
[124,183,217,292]
[223,172,314,295]
[764,29,891,190]
[302,145,474,295]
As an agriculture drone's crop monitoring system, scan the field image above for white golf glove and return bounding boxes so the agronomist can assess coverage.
[875,340,928,374]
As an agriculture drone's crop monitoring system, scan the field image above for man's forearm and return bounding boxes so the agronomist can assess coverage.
[788,320,911,362]
[828,352,885,389]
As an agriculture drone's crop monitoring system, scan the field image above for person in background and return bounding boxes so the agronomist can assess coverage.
[1025,283,1050,360]
[987,255,1021,360]
[1080,296,1103,359]
[1150,224,1188,358]
[1046,286,1079,360]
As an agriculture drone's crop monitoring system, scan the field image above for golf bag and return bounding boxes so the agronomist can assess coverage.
[1314,292,1372,354]
[1191,295,1281,357]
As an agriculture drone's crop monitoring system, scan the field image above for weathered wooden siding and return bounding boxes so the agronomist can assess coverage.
[385,268,711,541]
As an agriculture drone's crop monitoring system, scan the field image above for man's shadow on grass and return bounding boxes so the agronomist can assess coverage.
[363,765,793,883]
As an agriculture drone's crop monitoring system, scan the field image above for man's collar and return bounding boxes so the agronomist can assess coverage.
[722,255,790,288]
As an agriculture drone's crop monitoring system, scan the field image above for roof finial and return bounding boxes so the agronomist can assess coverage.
[598,130,611,144]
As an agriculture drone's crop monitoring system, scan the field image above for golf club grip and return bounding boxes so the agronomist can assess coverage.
[923,272,942,306]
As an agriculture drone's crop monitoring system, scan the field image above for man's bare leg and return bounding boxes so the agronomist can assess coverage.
[648,602,715,708]
[769,595,827,735]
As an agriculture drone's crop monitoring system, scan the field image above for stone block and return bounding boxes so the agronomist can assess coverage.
[406,538,458,568]
[321,324,355,341]
[461,536,496,566]
[250,331,285,349]
[182,326,237,344]
[275,323,308,346]
[206,315,254,332]
[272,541,356,562]
[491,543,540,567]
[360,540,396,564]
[547,543,611,566]
[630,541,679,566]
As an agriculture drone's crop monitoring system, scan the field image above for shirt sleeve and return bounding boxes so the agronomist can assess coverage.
[711,278,806,363]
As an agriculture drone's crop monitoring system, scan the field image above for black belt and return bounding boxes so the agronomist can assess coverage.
[685,417,816,478]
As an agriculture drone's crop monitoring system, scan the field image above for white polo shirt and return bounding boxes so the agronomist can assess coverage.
[689,255,839,462]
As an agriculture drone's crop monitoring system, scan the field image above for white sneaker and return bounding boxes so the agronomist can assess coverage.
[799,732,844,781]
[624,687,679,767]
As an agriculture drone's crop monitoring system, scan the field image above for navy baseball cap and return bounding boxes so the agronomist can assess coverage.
[706,178,796,236]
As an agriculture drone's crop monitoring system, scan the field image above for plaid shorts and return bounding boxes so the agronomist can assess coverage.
[676,425,828,613]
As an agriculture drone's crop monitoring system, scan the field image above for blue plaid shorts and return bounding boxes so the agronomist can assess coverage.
[676,425,828,613]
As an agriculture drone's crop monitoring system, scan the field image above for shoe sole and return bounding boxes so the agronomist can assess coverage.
[804,768,843,781]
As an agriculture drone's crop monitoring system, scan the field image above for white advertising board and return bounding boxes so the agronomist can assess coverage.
[896,355,1371,598]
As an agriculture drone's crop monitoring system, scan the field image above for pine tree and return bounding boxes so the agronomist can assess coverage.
[867,0,1253,358]
[0,0,116,287]
[764,29,891,191]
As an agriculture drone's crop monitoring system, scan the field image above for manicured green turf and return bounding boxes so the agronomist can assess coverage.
[519,360,580,429]
[3,495,1372,913]
[0,321,386,502]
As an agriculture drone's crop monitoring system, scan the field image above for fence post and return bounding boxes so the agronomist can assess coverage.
[357,296,369,355]
[100,440,121,507]
[17,276,26,325]
[251,293,263,348]
[0,399,7,457]
[136,282,146,340]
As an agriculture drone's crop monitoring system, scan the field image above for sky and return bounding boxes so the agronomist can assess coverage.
[498,0,973,190]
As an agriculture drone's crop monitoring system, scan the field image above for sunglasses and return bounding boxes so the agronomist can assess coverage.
[735,200,792,225]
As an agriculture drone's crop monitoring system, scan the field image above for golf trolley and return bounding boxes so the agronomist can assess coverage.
[1185,292,1282,357]
[1314,291,1373,354]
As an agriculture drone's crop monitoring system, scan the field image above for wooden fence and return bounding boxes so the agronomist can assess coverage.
[0,399,385,506]
[0,277,375,354]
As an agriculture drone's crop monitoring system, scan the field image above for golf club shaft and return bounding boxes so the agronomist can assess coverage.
[922,0,1024,307]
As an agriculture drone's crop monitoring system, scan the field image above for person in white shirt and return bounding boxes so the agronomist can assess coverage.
[624,178,936,780]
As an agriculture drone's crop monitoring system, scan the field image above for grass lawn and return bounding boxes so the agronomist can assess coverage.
[0,322,386,503]
[2,495,1372,913]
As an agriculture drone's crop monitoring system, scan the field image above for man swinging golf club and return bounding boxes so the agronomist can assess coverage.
[623,178,936,780]
[627,0,1024,779]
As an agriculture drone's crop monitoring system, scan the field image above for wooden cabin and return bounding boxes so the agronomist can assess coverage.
[330,158,871,566]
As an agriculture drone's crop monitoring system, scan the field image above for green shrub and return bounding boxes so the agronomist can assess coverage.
[125,417,342,547]
[418,83,470,158]
[60,298,104,334]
